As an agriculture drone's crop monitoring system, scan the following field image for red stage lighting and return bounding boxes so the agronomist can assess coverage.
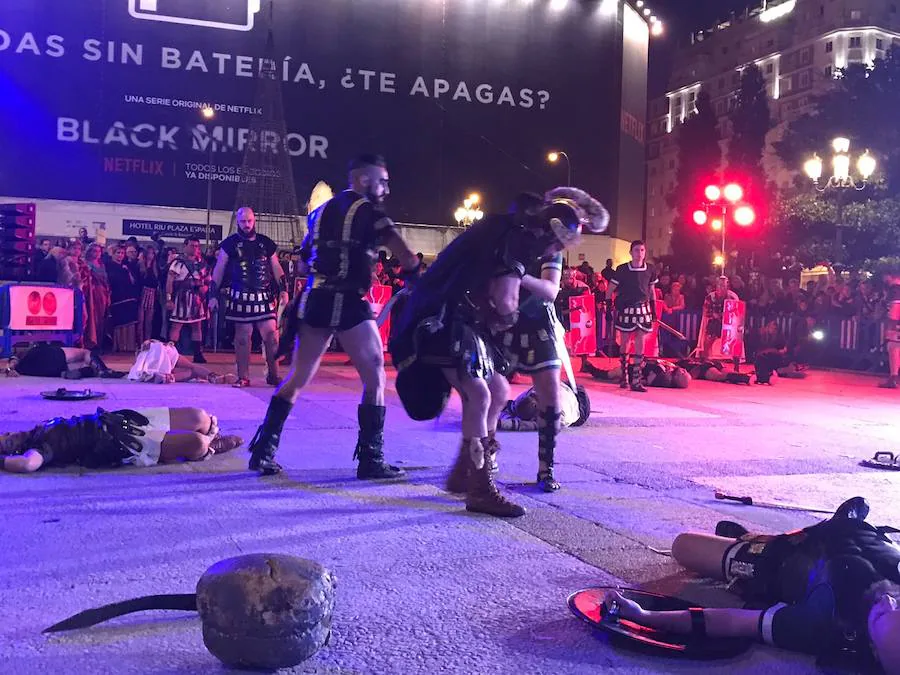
[692,209,708,225]
[704,185,722,201]
[734,205,755,226]
[711,218,723,231]
[723,183,744,203]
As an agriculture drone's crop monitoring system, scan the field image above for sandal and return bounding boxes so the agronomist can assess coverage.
[860,451,900,471]
[209,434,244,454]
[205,415,219,438]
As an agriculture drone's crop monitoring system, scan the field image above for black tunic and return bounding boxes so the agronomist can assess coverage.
[222,233,277,293]
[301,190,395,295]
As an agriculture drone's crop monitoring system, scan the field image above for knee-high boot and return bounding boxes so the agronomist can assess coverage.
[619,354,629,389]
[248,395,293,475]
[465,438,526,518]
[192,340,207,364]
[354,404,405,480]
[536,407,562,492]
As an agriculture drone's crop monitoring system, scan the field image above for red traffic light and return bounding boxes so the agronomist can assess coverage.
[692,209,708,225]
[734,205,755,226]
[723,183,744,203]
[704,185,722,201]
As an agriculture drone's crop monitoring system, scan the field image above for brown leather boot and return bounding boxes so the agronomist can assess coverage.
[445,439,469,494]
[465,438,526,518]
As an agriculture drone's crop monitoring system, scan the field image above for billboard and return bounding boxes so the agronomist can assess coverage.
[0,0,646,232]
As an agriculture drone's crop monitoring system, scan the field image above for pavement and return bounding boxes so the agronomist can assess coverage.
[1,353,898,674]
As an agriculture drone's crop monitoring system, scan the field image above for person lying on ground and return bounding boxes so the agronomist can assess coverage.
[4,344,126,379]
[585,359,691,389]
[127,340,237,384]
[497,381,591,431]
[603,497,900,673]
[0,406,243,473]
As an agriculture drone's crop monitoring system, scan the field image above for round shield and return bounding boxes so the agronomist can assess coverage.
[41,388,106,401]
[567,587,752,659]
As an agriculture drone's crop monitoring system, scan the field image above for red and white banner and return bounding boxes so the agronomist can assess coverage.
[719,299,746,360]
[696,298,746,360]
[564,291,597,356]
[366,284,393,351]
[8,285,75,331]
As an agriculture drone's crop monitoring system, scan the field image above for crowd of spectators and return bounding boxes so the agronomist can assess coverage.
[559,258,894,324]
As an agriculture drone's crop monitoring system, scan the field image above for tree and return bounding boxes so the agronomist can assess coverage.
[727,64,772,180]
[776,48,900,189]
[667,91,721,271]
[771,47,900,267]
[726,64,773,268]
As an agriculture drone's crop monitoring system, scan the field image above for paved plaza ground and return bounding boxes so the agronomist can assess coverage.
[1,354,898,674]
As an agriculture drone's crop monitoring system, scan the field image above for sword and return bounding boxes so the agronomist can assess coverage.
[657,320,687,341]
[714,491,833,515]
[376,289,409,328]
[552,314,578,392]
[43,594,197,633]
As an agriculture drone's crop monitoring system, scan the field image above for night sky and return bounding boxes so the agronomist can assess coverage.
[647,0,760,93]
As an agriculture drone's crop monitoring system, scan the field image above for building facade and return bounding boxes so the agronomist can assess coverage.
[645,0,900,260]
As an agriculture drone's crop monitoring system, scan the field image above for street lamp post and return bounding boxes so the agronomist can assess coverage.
[547,151,572,186]
[454,193,484,227]
[201,105,216,248]
[693,183,756,275]
[803,137,877,265]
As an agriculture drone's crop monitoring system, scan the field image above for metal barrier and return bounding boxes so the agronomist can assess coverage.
[594,305,889,371]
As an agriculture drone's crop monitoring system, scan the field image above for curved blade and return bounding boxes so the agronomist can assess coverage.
[43,593,197,633]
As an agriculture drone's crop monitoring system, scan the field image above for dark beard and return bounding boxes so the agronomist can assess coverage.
[238,227,256,239]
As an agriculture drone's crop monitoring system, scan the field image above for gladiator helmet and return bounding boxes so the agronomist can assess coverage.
[541,187,610,250]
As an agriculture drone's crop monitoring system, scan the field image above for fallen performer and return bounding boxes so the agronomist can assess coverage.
[5,343,126,379]
[602,497,900,673]
[585,358,691,389]
[127,340,237,384]
[677,358,751,385]
[0,407,243,473]
[497,381,591,431]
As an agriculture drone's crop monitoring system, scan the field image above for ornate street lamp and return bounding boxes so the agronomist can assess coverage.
[803,138,877,264]
[454,193,484,227]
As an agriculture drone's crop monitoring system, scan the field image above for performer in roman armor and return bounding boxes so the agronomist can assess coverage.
[610,240,659,392]
[700,275,739,361]
[5,343,124,379]
[209,207,289,388]
[880,270,900,389]
[245,154,419,479]
[496,192,569,492]
[0,407,242,473]
[166,236,211,364]
[390,187,609,518]
[602,497,900,672]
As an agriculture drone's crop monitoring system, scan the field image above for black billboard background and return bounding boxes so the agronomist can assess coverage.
[1,0,631,227]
